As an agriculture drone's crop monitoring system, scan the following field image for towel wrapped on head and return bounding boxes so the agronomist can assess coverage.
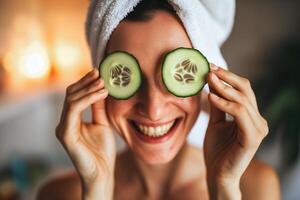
[85,0,236,149]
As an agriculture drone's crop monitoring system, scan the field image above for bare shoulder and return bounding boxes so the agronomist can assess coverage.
[241,159,281,200]
[37,170,81,200]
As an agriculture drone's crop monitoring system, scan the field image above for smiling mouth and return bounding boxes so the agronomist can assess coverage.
[129,117,182,143]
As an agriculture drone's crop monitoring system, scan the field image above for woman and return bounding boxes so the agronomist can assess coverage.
[38,1,280,199]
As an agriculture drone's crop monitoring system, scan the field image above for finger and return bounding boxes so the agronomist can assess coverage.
[67,78,105,101]
[210,64,258,110]
[91,95,110,126]
[208,86,226,124]
[64,89,109,133]
[210,93,267,149]
[60,72,100,126]
[208,71,251,109]
[209,93,253,134]
[66,68,99,95]
[208,72,267,134]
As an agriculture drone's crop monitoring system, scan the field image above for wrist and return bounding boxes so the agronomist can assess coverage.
[207,175,241,200]
[82,177,114,200]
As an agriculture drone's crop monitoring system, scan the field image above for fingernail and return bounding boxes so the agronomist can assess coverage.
[100,88,108,93]
[100,78,105,84]
[91,68,97,75]
[88,71,94,77]
[211,73,219,82]
[210,64,219,70]
[94,79,101,85]
[210,93,218,99]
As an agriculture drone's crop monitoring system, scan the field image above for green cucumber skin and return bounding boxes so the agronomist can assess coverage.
[98,50,142,100]
[99,48,210,99]
[161,47,210,98]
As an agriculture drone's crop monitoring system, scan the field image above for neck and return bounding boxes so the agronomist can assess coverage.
[128,142,189,197]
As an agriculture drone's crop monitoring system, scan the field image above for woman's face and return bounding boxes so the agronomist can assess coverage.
[106,11,201,164]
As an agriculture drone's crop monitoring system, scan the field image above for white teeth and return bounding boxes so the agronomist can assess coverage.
[149,127,155,134]
[135,120,175,137]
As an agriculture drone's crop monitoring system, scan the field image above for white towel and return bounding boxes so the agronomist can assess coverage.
[85,0,235,149]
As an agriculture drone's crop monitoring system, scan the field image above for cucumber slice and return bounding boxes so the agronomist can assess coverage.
[162,47,210,97]
[99,51,142,100]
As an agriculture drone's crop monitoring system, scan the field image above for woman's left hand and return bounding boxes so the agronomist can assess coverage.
[204,64,269,199]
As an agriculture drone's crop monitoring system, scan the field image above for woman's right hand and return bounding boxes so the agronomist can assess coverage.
[55,68,116,199]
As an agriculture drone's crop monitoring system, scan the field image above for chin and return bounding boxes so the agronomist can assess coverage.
[125,118,187,165]
[133,143,181,165]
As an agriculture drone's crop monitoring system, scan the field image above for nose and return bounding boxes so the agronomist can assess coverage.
[136,79,170,121]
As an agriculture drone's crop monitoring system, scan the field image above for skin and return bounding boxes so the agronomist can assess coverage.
[38,11,281,200]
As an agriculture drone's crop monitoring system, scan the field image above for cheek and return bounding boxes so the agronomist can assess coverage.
[175,96,201,135]
[106,97,133,133]
[107,98,124,114]
[175,96,200,113]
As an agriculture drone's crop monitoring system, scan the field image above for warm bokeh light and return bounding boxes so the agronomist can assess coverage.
[18,42,50,79]
[2,42,51,91]
[1,11,90,91]
[1,15,52,90]
[3,40,51,91]
[53,40,82,71]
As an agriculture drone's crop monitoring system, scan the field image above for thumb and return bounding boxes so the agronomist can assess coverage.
[91,95,110,126]
[208,88,225,124]
[207,65,225,124]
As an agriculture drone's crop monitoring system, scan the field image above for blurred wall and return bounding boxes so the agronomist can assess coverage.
[222,0,300,79]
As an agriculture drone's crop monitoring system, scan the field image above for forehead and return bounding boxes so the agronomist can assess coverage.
[106,11,193,58]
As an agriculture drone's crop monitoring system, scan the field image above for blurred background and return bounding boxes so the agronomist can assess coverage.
[0,0,299,199]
